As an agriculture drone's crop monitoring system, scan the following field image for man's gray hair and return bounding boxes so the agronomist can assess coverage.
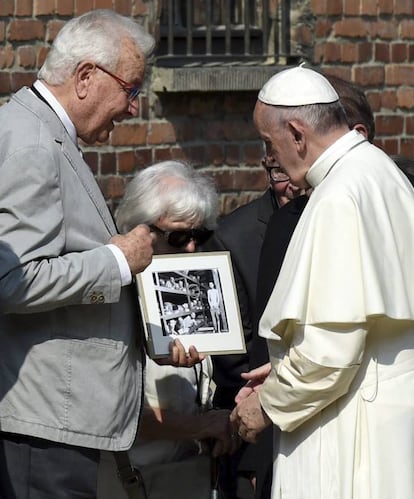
[115,160,219,233]
[269,101,349,136]
[38,9,155,85]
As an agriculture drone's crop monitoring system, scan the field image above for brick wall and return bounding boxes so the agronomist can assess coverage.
[1,1,413,215]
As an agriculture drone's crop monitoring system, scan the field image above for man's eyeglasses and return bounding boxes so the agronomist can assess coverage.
[265,167,290,183]
[149,224,214,248]
[95,64,140,111]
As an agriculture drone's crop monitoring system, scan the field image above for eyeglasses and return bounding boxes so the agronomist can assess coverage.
[149,224,214,248]
[265,166,290,183]
[95,64,140,111]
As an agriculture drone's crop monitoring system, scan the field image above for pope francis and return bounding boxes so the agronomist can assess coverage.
[230,65,414,499]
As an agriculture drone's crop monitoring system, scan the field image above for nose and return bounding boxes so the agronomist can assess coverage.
[185,239,197,253]
[128,100,139,116]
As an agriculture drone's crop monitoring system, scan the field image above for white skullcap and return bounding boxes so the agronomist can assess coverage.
[258,64,339,106]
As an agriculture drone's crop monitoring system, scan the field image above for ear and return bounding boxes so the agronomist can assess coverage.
[74,61,95,99]
[287,119,306,153]
[353,123,369,140]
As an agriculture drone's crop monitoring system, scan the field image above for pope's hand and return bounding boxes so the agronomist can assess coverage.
[230,390,272,443]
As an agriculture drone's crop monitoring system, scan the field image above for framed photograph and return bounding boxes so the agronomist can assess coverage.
[136,251,246,358]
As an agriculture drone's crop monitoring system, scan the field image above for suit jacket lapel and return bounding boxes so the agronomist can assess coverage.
[18,87,117,236]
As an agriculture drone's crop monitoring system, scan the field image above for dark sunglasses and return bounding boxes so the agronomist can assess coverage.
[149,224,214,248]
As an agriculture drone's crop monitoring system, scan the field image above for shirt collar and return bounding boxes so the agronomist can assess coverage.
[306,130,367,188]
[32,79,78,146]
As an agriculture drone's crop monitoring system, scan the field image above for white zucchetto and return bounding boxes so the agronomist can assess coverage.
[258,64,339,106]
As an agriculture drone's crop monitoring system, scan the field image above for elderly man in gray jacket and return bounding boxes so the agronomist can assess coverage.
[0,10,198,499]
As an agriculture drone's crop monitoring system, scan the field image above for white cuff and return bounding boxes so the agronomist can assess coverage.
[106,244,132,286]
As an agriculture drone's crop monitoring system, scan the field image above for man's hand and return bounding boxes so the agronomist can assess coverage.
[155,338,205,367]
[110,224,155,275]
[235,362,271,404]
[230,391,272,443]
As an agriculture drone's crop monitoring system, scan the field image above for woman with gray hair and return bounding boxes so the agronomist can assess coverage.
[98,161,239,499]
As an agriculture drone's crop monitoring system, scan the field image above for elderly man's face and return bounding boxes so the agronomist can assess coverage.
[76,37,145,145]
[254,101,310,189]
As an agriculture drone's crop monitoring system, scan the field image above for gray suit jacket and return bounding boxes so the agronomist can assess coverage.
[0,87,144,451]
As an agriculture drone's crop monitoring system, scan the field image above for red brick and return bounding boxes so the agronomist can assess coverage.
[206,144,225,166]
[397,87,414,109]
[0,22,6,42]
[375,115,405,135]
[310,0,328,16]
[97,176,125,200]
[324,42,341,62]
[372,20,398,40]
[367,91,381,112]
[110,123,148,146]
[0,72,11,94]
[222,121,257,141]
[11,71,37,91]
[391,43,408,63]
[37,46,49,68]
[212,169,266,191]
[47,20,65,42]
[313,43,325,64]
[0,47,15,69]
[343,0,360,15]
[378,138,399,155]
[180,146,205,166]
[385,64,414,85]
[148,122,177,145]
[406,117,414,134]
[409,45,414,62]
[56,0,74,16]
[16,0,33,16]
[400,139,414,157]
[315,19,333,38]
[375,42,390,63]
[0,0,14,15]
[326,0,343,15]
[134,148,153,168]
[94,0,113,8]
[378,0,393,14]
[225,145,241,167]
[9,20,45,41]
[83,152,99,174]
[132,0,149,16]
[116,151,136,173]
[114,0,132,16]
[360,0,378,15]
[341,43,359,63]
[100,152,117,175]
[395,0,414,15]
[154,147,173,163]
[334,18,368,38]
[353,65,385,86]
[401,20,414,40]
[18,46,37,68]
[34,0,56,15]
[380,90,398,110]
[75,0,93,15]
[244,144,264,166]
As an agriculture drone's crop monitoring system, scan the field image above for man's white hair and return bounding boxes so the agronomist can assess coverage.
[115,160,218,233]
[38,9,155,85]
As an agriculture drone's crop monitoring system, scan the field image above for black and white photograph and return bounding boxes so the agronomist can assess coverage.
[136,252,245,358]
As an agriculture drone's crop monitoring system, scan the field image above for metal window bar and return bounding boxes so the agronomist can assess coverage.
[157,0,293,66]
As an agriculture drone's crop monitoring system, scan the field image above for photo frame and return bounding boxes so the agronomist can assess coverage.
[136,251,246,358]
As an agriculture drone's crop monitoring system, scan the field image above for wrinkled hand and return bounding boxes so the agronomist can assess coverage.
[235,362,271,404]
[155,338,205,367]
[110,224,155,275]
[199,410,241,457]
[230,391,271,443]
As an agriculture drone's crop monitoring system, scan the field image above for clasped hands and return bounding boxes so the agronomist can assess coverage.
[230,363,273,443]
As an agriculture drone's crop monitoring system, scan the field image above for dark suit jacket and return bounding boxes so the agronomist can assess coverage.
[204,188,277,408]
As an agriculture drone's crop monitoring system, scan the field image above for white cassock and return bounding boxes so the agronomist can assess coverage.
[259,130,414,499]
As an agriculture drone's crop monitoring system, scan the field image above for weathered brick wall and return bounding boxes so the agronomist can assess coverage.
[1,1,413,215]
